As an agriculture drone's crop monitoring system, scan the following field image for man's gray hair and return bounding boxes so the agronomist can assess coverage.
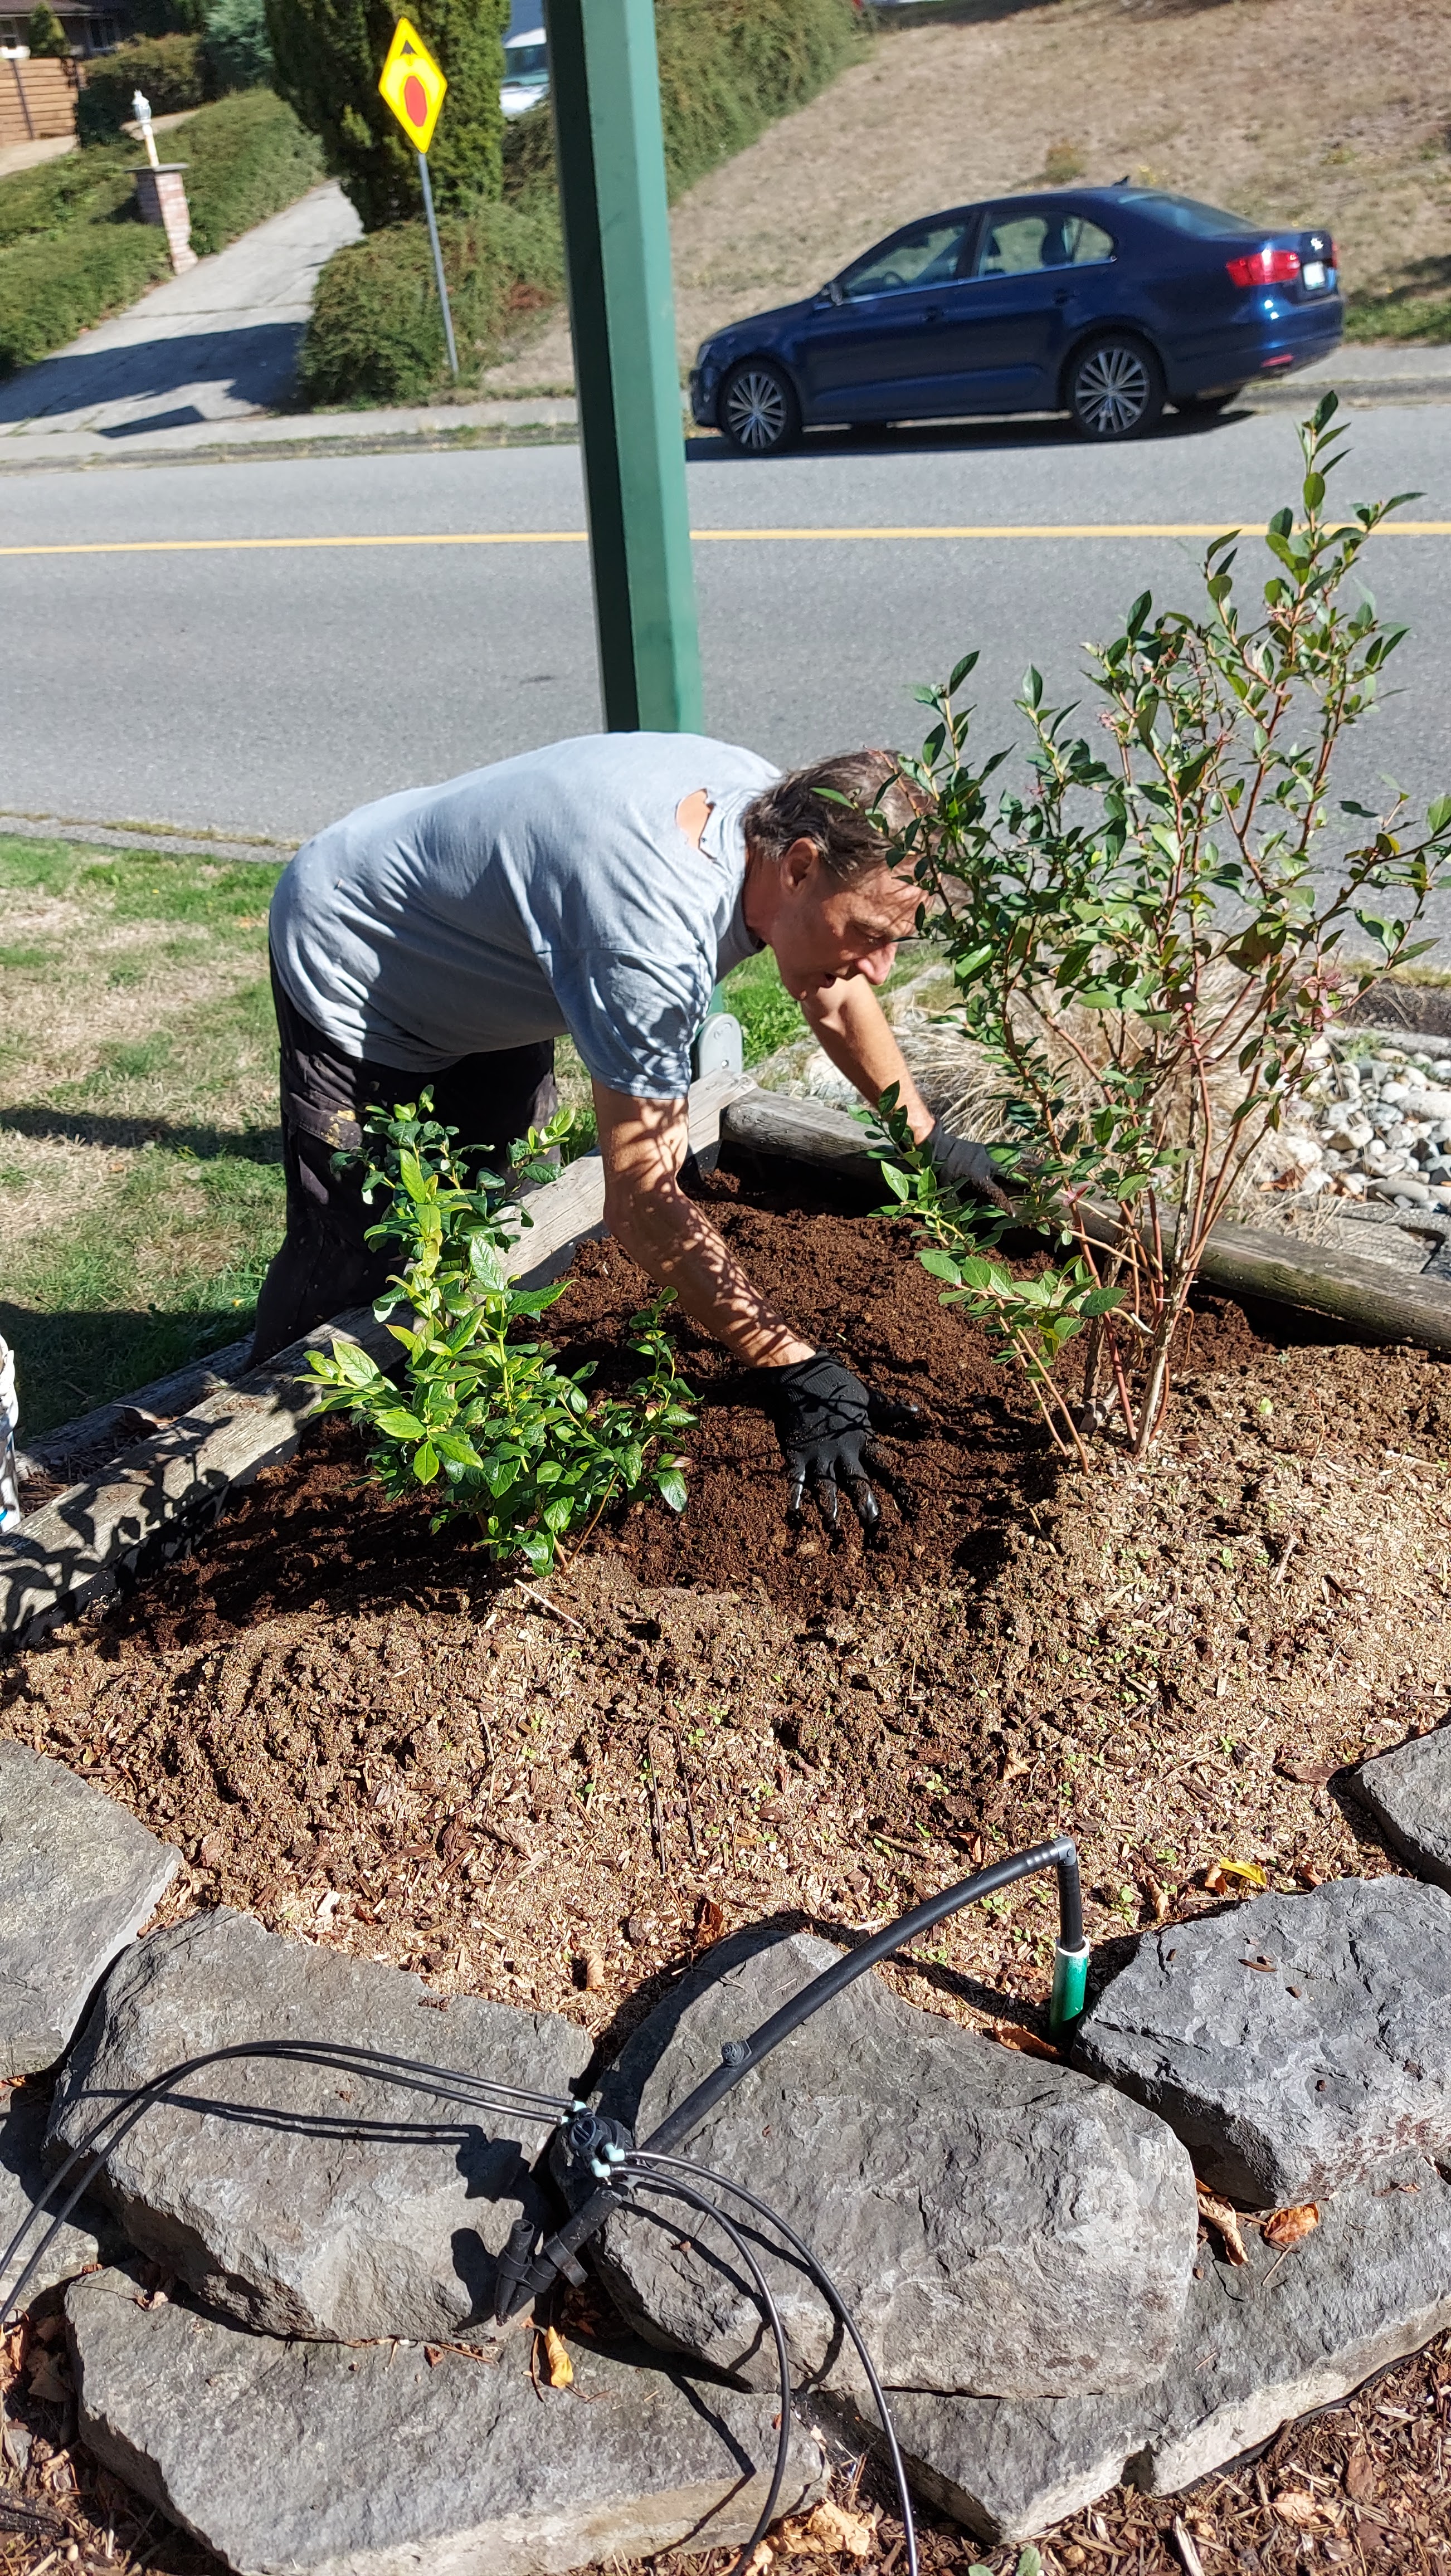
[743,750,926,886]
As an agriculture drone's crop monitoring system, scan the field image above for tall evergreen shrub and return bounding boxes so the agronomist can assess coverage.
[265,0,508,230]
[24,6,71,58]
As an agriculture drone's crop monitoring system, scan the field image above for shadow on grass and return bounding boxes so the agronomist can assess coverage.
[2,1301,262,1442]
[0,1106,282,1161]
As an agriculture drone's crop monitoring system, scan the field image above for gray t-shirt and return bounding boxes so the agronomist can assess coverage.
[269,731,778,1100]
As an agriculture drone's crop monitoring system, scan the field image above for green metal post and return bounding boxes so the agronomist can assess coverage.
[544,0,703,732]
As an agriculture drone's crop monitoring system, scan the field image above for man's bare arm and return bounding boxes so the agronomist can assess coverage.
[593,1084,814,1368]
[799,973,934,1141]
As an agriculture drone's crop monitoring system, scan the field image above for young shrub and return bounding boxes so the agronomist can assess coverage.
[874,399,1451,1463]
[299,194,560,403]
[305,1096,694,1578]
[264,0,508,231]
[25,5,71,58]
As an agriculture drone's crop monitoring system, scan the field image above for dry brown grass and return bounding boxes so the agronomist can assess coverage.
[483,0,1451,393]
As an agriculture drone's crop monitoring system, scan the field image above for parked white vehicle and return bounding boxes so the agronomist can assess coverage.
[500,26,547,118]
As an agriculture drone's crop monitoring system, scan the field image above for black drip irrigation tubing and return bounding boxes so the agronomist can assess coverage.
[6,1838,1087,2576]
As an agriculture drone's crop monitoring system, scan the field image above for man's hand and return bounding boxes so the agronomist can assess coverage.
[928,1117,1014,1212]
[733,1351,919,1531]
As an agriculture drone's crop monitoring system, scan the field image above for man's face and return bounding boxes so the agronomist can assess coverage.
[766,847,922,1001]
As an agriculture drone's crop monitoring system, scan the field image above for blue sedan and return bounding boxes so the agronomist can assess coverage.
[690,187,1342,451]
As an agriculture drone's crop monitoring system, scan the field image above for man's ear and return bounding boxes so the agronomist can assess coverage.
[778,836,819,896]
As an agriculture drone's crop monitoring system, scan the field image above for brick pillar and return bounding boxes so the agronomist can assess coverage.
[134,164,197,275]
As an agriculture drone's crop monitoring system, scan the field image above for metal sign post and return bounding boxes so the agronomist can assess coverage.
[415,149,459,382]
[378,17,459,384]
[544,0,702,733]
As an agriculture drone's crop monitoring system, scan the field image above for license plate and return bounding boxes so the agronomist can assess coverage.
[1302,260,1326,290]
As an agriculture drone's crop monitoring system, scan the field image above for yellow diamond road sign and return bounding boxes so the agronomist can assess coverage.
[379,17,446,155]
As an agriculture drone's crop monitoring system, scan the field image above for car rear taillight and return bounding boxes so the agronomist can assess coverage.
[1225,246,1302,287]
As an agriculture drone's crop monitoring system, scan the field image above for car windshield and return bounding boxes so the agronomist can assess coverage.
[1123,192,1266,238]
[505,41,547,75]
[838,218,971,300]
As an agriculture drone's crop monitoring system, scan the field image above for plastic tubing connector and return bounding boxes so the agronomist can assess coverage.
[1048,1938,1090,2040]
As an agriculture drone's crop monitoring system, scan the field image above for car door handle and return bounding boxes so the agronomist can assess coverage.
[922,304,945,322]
[1053,290,1069,305]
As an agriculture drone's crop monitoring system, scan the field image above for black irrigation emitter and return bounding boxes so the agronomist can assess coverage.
[6,1836,1088,2576]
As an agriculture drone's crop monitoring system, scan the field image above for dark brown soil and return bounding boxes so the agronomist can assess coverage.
[7,1171,1451,2576]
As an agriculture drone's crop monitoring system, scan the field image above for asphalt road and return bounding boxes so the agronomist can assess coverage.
[3,402,1449,910]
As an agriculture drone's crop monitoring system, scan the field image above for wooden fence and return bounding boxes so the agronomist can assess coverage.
[0,55,79,147]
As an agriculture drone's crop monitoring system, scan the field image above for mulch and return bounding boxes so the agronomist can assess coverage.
[4,1168,1451,2574]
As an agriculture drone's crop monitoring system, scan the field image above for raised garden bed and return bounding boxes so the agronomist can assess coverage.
[6,1140,1451,2576]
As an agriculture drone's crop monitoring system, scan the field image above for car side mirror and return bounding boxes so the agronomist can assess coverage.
[814,279,844,309]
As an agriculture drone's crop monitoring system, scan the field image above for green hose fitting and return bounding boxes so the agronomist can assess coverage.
[1049,1939,1090,2042]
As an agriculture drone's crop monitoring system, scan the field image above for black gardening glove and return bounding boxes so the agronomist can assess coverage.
[927,1118,1014,1213]
[760,1352,920,1530]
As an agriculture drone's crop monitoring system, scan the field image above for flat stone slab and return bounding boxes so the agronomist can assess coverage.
[1355,1727,1451,1894]
[1074,1875,1451,2204]
[0,1740,179,2076]
[67,2265,825,2576]
[852,2154,1451,2544]
[48,1909,588,2346]
[591,1929,1197,2404]
[0,2080,123,2304]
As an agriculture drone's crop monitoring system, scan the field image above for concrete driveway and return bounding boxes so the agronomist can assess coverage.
[0,180,361,445]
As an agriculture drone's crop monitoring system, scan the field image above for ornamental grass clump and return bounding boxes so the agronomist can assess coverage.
[873,398,1451,1465]
[305,1096,693,1575]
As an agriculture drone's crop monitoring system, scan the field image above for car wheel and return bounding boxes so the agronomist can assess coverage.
[1067,335,1165,440]
[719,359,800,456]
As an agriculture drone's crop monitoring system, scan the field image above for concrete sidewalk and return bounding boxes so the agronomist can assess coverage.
[0,181,362,446]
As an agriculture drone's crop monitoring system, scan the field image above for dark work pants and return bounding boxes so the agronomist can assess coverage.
[250,958,557,1364]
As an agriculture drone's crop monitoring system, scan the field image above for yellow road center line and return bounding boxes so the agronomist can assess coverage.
[1,521,1448,558]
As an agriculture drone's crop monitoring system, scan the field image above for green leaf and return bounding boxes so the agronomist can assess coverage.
[1428,795,1451,836]
[1080,1286,1124,1317]
[879,1163,912,1202]
[655,1466,688,1513]
[412,1441,439,1485]
[373,1406,426,1440]
[468,1234,506,1290]
[918,1248,963,1285]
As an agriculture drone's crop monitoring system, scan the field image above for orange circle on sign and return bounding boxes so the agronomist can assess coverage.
[403,72,427,126]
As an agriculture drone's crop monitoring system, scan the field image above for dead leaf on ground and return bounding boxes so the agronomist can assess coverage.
[770,2502,875,2562]
[987,2019,1060,2062]
[1263,2202,1320,2247]
[692,1895,725,1950]
[543,2324,574,2389]
[1277,1754,1339,1785]
[1195,2182,1249,2266]
[26,2348,71,2406]
[1344,2449,1376,2501]
[1272,2490,1327,2529]
[582,1953,606,1993]
[1207,1856,1269,1891]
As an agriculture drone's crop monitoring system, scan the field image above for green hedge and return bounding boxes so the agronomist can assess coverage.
[266,0,509,233]
[176,87,323,256]
[300,197,561,404]
[304,0,860,406]
[0,92,323,378]
[77,33,208,143]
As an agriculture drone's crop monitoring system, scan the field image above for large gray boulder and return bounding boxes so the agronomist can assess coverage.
[1356,1728,1451,1893]
[0,1739,178,2076]
[845,2153,1451,2544]
[1074,1875,1451,2204]
[47,1909,587,2345]
[590,1930,1197,2404]
[67,2266,825,2576]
